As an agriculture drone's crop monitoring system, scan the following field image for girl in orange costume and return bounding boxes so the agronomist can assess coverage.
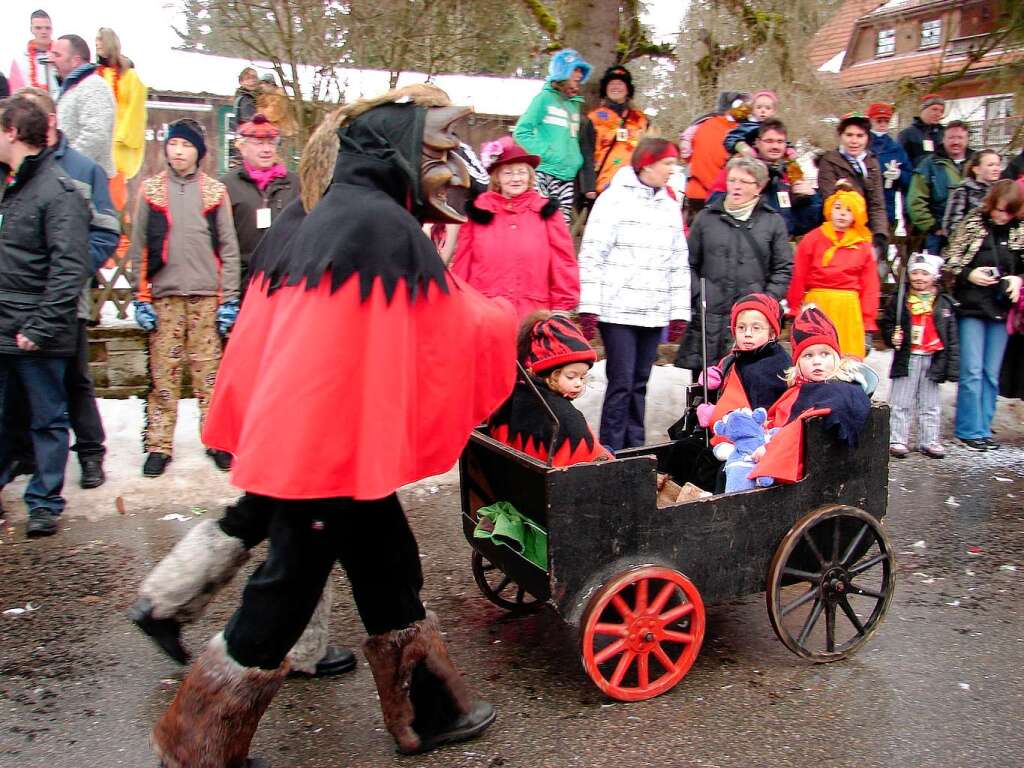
[786,183,880,358]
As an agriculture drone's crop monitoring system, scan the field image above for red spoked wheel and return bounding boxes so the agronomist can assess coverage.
[580,566,705,702]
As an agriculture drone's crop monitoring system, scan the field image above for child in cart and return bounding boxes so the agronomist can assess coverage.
[487,312,613,466]
[750,307,872,484]
[878,252,959,459]
[697,292,791,427]
[668,293,790,492]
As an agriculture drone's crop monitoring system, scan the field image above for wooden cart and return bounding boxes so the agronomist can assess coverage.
[459,405,895,701]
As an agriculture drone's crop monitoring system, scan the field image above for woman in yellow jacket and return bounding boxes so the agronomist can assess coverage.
[96,27,147,209]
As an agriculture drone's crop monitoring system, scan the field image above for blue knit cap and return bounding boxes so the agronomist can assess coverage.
[547,49,592,84]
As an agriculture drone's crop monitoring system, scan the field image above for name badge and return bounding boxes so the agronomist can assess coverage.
[616,127,629,142]
[911,324,924,346]
[776,190,791,208]
[256,208,272,229]
[923,139,935,152]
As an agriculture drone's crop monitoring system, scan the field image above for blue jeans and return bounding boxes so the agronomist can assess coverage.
[925,232,946,256]
[955,317,1008,440]
[0,355,70,514]
[598,323,662,451]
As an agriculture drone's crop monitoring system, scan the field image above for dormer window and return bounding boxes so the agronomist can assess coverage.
[920,19,942,48]
[876,28,896,56]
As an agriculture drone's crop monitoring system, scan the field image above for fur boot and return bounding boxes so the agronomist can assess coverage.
[139,519,250,623]
[152,633,287,768]
[363,611,496,755]
[285,579,333,674]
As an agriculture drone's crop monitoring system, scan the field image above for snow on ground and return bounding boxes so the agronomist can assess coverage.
[2,351,1022,526]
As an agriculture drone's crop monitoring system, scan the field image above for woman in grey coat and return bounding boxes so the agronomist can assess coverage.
[675,156,793,374]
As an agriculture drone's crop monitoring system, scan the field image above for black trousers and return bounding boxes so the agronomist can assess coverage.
[224,493,426,670]
[1,320,105,466]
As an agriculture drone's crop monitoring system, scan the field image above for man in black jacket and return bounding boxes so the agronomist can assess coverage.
[897,93,946,169]
[220,113,298,298]
[0,97,90,537]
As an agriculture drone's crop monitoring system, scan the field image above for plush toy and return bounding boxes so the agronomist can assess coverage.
[712,408,776,493]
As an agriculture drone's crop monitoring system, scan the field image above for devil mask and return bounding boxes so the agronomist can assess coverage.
[336,102,472,223]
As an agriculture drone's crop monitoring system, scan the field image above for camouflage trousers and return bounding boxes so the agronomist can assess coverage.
[145,296,221,454]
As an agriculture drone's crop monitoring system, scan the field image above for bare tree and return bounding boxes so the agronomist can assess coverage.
[175,0,351,142]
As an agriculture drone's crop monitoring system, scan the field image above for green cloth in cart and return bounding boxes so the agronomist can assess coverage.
[473,501,548,571]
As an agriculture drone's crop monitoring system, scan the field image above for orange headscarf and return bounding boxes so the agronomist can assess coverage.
[820,188,871,266]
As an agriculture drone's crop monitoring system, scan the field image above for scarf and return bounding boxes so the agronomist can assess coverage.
[27,40,51,89]
[907,292,935,316]
[244,161,288,192]
[725,195,759,222]
[820,188,871,266]
[97,63,121,102]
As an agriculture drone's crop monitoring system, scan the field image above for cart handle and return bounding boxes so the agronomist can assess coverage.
[516,360,562,466]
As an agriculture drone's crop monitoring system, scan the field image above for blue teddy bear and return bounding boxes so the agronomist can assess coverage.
[712,407,776,493]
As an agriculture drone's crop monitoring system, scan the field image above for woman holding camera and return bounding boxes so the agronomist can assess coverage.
[942,179,1024,449]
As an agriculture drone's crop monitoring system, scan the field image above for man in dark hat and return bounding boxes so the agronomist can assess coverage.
[148,84,517,767]
[580,64,649,200]
[898,93,946,168]
[128,118,240,477]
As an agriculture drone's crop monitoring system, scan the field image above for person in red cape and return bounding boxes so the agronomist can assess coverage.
[751,306,871,484]
[488,312,613,466]
[149,85,517,767]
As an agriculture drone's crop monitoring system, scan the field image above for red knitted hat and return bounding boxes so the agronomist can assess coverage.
[790,306,841,362]
[524,315,596,375]
[238,113,280,139]
[730,293,782,337]
[631,140,679,173]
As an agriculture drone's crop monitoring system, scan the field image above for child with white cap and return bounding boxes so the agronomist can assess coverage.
[879,252,960,458]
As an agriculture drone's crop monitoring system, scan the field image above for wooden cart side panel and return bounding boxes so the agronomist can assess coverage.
[548,406,891,623]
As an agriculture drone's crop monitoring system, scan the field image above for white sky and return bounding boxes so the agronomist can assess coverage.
[2,0,687,98]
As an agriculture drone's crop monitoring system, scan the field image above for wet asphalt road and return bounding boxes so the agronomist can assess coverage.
[2,437,1023,768]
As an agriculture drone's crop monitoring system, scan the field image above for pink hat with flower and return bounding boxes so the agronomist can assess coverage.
[479,135,540,172]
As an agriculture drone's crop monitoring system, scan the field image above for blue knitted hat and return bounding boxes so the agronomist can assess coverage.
[547,49,592,84]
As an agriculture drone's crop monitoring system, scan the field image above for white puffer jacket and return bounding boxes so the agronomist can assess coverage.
[578,165,690,326]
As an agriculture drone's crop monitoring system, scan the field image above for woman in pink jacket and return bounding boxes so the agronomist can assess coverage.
[451,136,579,320]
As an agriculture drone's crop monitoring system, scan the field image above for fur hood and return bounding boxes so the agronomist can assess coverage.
[465,190,560,224]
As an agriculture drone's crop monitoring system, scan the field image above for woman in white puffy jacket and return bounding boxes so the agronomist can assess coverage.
[578,138,691,451]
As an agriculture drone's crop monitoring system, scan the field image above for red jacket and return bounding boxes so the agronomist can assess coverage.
[451,190,579,321]
[786,227,881,332]
[685,115,734,202]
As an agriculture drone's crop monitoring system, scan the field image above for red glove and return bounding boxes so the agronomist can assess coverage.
[577,313,599,342]
[667,319,687,343]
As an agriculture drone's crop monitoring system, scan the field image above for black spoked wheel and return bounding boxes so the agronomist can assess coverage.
[471,551,543,613]
[767,505,895,661]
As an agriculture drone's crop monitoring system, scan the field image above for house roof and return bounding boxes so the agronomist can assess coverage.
[835,42,1024,89]
[807,0,887,70]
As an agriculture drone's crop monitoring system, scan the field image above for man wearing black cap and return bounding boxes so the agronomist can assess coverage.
[128,118,240,477]
[580,65,649,200]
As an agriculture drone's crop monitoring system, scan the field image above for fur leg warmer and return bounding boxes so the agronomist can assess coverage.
[285,579,333,674]
[363,611,493,754]
[139,519,250,623]
[152,633,287,768]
